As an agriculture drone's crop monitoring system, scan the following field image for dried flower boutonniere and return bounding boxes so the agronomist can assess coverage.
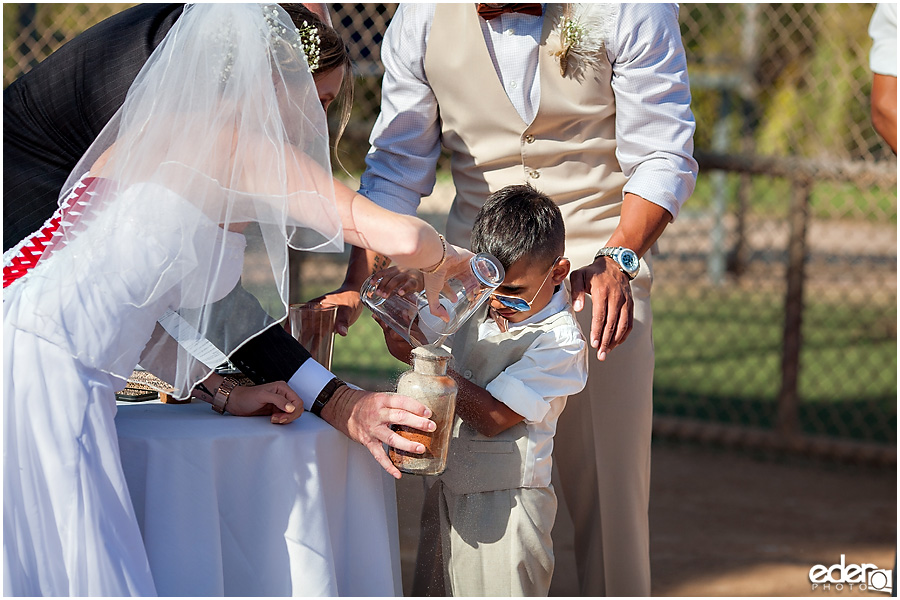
[548,4,616,78]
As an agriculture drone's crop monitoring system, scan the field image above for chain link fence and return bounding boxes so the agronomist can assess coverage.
[4,4,895,463]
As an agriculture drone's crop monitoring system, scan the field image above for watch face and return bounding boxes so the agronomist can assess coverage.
[619,249,639,273]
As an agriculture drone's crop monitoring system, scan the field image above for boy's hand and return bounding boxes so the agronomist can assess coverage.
[372,313,414,364]
[309,286,362,336]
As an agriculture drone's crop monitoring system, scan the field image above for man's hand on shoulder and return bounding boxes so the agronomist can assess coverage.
[570,257,634,362]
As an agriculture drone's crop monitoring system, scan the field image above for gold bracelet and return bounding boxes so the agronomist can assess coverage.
[421,233,447,274]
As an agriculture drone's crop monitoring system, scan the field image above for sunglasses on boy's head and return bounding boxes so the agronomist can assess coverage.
[491,256,563,313]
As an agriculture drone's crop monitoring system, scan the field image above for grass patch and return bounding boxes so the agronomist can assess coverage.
[690,173,896,223]
[652,286,896,441]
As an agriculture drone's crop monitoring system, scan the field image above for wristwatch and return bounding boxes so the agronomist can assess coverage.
[594,246,640,280]
[211,376,239,414]
[311,376,347,417]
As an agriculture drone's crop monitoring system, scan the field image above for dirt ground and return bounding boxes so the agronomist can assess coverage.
[394,440,896,597]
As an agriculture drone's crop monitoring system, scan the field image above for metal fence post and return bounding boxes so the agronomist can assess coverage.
[776,175,813,437]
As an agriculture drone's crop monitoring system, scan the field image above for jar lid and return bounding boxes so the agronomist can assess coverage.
[470,253,505,288]
[412,344,452,360]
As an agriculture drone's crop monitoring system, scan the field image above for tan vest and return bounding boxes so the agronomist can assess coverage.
[424,3,627,269]
[437,304,573,495]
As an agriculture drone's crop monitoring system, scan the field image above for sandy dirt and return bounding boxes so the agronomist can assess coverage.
[395,441,896,597]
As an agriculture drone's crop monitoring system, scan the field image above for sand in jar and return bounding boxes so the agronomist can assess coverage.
[389,344,457,475]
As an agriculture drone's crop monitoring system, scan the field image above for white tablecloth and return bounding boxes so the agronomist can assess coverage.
[115,400,402,597]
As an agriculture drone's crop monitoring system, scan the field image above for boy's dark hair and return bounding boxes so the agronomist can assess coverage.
[471,184,565,271]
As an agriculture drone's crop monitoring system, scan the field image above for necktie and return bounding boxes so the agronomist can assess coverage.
[476,3,543,21]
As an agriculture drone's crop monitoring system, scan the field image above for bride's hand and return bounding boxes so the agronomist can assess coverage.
[422,243,474,322]
[226,381,304,424]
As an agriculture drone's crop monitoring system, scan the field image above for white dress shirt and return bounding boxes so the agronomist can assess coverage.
[459,286,588,488]
[869,3,897,77]
[360,2,697,221]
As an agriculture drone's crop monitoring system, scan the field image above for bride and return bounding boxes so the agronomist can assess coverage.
[3,4,467,596]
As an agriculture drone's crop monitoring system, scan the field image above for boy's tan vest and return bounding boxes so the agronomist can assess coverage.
[437,304,573,495]
[424,3,627,269]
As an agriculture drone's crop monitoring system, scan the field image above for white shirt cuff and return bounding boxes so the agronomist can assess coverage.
[485,372,551,425]
[288,360,335,412]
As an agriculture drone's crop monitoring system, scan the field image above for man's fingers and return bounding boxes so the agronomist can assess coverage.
[335,306,352,336]
[570,269,587,312]
[613,301,634,349]
[255,382,302,423]
[384,428,427,455]
[366,442,403,479]
[590,293,608,350]
[385,393,433,419]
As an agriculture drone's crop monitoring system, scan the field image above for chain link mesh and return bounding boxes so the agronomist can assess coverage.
[4,3,895,461]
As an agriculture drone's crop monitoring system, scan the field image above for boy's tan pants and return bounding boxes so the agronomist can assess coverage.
[412,480,557,596]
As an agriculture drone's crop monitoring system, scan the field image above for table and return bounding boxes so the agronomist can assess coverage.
[115,400,402,597]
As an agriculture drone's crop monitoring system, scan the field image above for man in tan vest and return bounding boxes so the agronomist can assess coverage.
[330,3,697,595]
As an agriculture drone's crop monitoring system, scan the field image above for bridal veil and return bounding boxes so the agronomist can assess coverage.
[8,3,344,397]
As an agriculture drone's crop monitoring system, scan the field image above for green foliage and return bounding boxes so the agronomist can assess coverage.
[691,3,883,161]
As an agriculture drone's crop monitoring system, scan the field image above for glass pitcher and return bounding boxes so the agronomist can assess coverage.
[360,252,505,347]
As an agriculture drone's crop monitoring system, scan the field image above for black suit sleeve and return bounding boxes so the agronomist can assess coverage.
[179,282,314,385]
[231,324,314,385]
[4,3,184,249]
[5,3,317,386]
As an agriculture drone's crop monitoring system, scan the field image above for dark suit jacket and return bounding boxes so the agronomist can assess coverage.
[3,3,312,384]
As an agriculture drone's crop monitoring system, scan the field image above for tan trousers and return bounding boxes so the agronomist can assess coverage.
[413,480,558,596]
[550,270,654,596]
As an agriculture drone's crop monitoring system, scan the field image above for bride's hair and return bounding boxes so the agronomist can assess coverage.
[280,4,353,165]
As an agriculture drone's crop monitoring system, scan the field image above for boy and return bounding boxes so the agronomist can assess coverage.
[377,184,588,596]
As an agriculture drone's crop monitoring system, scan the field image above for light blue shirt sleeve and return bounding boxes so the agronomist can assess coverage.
[358,4,441,216]
[610,3,698,221]
[361,3,699,220]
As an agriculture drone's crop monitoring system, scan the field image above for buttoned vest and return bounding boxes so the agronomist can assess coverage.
[424,3,627,269]
[437,304,573,495]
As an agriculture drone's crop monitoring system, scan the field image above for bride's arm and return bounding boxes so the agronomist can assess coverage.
[275,141,464,272]
[330,177,446,270]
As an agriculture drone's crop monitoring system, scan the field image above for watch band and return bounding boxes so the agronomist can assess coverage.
[211,376,239,414]
[594,246,638,280]
[311,376,347,417]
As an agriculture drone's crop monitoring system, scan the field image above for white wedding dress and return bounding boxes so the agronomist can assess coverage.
[3,177,247,596]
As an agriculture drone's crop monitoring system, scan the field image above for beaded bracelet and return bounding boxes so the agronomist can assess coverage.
[420,233,447,274]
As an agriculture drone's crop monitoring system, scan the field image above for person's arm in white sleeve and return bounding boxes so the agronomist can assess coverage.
[571,3,699,362]
[326,4,445,336]
[869,3,897,153]
[611,2,698,222]
[484,325,588,426]
[359,3,443,216]
[450,326,588,437]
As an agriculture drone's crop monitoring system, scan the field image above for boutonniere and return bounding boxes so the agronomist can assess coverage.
[548,4,616,78]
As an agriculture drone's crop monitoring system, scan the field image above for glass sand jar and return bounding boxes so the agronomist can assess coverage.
[389,345,458,475]
[360,253,505,347]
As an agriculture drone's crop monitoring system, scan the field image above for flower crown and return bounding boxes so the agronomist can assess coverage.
[263,5,321,73]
